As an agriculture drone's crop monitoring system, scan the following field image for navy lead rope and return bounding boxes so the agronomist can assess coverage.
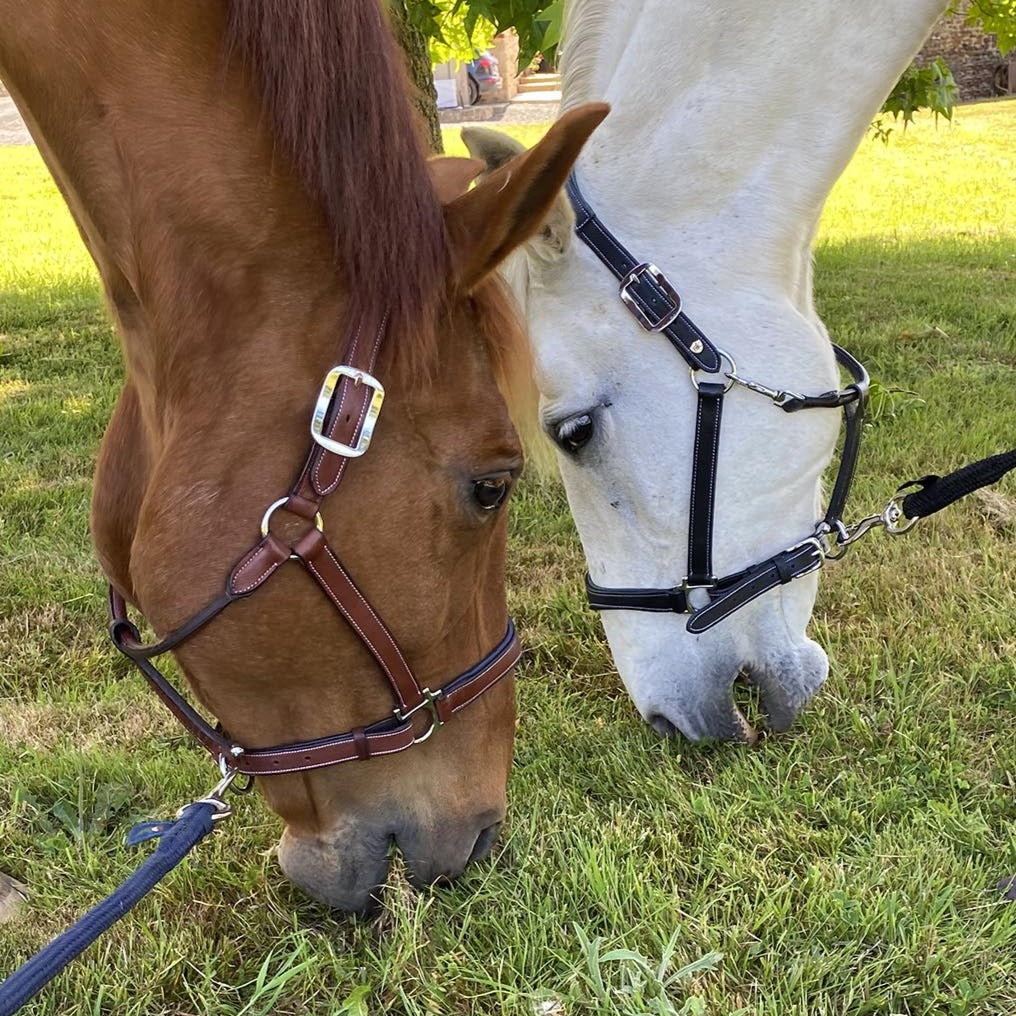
[0,803,217,1016]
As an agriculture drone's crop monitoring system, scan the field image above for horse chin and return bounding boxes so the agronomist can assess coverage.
[606,610,828,744]
[277,821,392,915]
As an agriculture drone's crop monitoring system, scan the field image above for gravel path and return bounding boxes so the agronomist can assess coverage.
[439,96,559,127]
[1,90,559,149]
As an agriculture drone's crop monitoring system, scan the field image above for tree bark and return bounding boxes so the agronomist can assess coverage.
[388,1,443,154]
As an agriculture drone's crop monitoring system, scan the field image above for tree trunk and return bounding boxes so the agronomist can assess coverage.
[388,1,443,154]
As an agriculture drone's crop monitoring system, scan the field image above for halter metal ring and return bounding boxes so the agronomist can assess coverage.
[260,497,324,538]
[689,348,737,392]
[393,688,445,744]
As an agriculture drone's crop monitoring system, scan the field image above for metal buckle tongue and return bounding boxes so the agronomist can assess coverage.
[310,365,385,458]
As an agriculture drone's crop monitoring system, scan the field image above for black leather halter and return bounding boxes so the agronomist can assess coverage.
[566,173,870,634]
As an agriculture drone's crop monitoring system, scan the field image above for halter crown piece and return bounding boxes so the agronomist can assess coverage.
[109,313,521,779]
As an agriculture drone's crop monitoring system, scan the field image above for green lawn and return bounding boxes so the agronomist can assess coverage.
[2,100,1016,1015]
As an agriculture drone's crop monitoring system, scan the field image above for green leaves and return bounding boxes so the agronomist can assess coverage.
[872,58,958,143]
[402,0,559,65]
[962,0,1016,56]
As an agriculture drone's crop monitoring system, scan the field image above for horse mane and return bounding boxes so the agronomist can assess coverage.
[225,0,449,366]
[559,0,616,113]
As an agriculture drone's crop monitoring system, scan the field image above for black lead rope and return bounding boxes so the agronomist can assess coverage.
[898,449,1016,521]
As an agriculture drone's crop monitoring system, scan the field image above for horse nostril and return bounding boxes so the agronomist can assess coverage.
[468,821,502,864]
[647,714,680,738]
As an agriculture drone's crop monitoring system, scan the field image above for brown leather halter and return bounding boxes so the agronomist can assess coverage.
[108,316,522,778]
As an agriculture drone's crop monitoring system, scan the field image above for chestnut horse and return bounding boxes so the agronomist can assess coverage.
[0,0,604,912]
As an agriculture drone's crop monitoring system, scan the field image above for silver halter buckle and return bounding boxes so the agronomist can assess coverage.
[619,263,682,332]
[310,365,385,457]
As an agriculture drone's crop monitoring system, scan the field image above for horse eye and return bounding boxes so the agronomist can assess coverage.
[554,413,594,454]
[473,476,510,511]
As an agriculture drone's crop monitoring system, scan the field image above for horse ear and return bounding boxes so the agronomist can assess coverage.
[445,102,608,290]
[460,126,526,171]
[462,126,578,266]
[428,156,485,203]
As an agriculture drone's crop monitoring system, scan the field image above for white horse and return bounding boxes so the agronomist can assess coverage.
[466,0,949,741]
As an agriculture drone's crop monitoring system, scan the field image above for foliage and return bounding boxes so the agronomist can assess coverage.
[405,1,496,64]
[405,0,561,65]
[872,58,958,143]
[962,0,1016,55]
[568,924,726,1015]
[872,2,1014,142]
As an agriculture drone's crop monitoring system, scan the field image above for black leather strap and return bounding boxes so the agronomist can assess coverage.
[685,541,824,634]
[583,345,869,631]
[565,174,722,373]
[585,576,690,614]
[687,382,725,586]
[587,537,824,634]
[818,346,869,528]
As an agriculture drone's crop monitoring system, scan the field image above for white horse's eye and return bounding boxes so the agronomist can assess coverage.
[554,412,595,454]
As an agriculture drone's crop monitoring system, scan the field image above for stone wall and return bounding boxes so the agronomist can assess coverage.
[492,30,520,101]
[915,3,1008,100]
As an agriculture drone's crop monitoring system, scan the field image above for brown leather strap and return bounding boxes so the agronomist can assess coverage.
[105,312,522,778]
[109,587,520,775]
[228,535,294,596]
[291,528,425,714]
[434,625,522,724]
[233,720,417,775]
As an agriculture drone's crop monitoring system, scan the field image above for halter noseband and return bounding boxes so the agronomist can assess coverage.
[565,173,870,633]
[109,316,521,778]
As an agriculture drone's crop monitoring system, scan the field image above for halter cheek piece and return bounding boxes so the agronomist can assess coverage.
[565,174,871,633]
[109,317,521,778]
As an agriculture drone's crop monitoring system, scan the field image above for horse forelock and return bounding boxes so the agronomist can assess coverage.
[225,0,449,372]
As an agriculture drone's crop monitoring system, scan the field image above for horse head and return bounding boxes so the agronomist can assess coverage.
[0,0,605,911]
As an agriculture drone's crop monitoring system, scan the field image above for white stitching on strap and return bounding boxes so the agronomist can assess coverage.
[232,547,281,594]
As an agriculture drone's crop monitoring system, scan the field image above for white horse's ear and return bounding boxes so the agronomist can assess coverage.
[461,126,577,266]
[445,103,607,291]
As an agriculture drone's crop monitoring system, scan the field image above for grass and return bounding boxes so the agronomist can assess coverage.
[2,100,1016,1015]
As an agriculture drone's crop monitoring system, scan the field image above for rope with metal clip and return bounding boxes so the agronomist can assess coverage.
[0,762,253,1016]
[819,446,1016,563]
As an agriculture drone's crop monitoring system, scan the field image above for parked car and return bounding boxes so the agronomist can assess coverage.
[466,51,501,104]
